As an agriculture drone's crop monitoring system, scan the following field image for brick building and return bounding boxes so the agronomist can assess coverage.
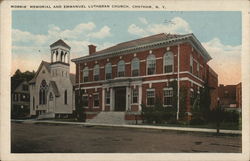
[218,84,237,108]
[72,33,218,122]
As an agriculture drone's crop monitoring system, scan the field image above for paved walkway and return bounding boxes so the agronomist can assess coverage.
[12,119,241,134]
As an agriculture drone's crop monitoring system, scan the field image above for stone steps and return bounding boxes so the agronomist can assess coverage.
[86,112,126,125]
[37,112,55,120]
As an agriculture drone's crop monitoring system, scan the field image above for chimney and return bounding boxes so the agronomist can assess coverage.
[88,44,96,55]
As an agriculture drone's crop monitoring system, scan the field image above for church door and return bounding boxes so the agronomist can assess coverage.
[48,92,54,112]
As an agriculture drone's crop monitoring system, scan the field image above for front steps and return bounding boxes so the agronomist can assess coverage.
[37,112,55,120]
[86,112,126,125]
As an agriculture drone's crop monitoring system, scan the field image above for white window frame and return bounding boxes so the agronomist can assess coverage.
[146,54,156,75]
[146,88,155,106]
[93,64,100,81]
[105,90,110,105]
[105,63,112,80]
[131,58,140,77]
[163,87,173,107]
[163,51,174,73]
[83,67,89,82]
[117,60,125,77]
[131,88,139,105]
[190,55,193,73]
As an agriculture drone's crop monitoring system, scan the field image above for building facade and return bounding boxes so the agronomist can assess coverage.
[29,40,75,118]
[11,80,30,118]
[72,33,218,121]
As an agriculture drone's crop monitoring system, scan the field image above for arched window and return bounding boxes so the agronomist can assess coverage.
[117,60,125,77]
[131,58,140,76]
[39,80,47,105]
[83,67,89,82]
[147,54,156,75]
[164,52,174,73]
[64,90,67,105]
[93,64,100,81]
[56,51,59,61]
[105,63,112,80]
[60,51,64,62]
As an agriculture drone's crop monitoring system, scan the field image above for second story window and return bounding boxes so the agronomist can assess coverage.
[131,58,140,76]
[93,64,99,81]
[117,60,125,77]
[147,54,156,75]
[190,55,193,73]
[164,52,173,73]
[105,63,112,80]
[83,67,89,82]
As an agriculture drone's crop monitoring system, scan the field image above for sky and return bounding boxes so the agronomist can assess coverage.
[12,11,242,85]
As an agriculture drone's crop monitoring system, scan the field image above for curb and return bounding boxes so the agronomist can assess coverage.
[11,119,242,135]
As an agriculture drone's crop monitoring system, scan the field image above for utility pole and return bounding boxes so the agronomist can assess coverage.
[177,44,180,120]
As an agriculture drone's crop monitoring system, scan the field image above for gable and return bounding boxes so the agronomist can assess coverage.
[29,61,51,84]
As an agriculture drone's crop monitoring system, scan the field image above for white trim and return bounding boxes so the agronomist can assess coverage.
[179,71,204,83]
[142,77,203,87]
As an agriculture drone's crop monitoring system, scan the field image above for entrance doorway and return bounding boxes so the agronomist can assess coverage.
[114,87,126,111]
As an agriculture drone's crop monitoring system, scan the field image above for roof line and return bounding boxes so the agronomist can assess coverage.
[72,33,193,62]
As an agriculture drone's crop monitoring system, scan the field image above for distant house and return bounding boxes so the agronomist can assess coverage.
[11,80,30,118]
[218,83,241,112]
[236,82,242,108]
[29,39,75,119]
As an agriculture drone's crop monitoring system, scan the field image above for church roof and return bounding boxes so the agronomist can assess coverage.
[29,61,51,84]
[50,39,71,49]
[50,81,60,97]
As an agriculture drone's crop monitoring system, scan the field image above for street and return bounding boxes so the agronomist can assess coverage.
[11,122,241,153]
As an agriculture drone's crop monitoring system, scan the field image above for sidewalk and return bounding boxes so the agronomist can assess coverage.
[12,119,241,135]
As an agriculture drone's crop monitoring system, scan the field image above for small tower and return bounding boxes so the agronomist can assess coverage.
[50,39,71,64]
[50,39,71,79]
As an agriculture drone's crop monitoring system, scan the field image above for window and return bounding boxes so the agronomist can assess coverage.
[64,90,67,104]
[147,54,156,75]
[197,63,200,77]
[163,88,173,106]
[164,52,173,73]
[190,55,193,73]
[132,88,138,104]
[39,80,47,105]
[13,93,18,101]
[117,60,125,77]
[93,94,99,107]
[49,92,53,101]
[131,58,140,76]
[83,67,89,82]
[105,90,110,105]
[105,63,112,80]
[93,64,100,81]
[22,84,28,91]
[82,95,88,107]
[147,89,155,106]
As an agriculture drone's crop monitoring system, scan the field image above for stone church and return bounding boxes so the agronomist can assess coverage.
[29,39,75,118]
